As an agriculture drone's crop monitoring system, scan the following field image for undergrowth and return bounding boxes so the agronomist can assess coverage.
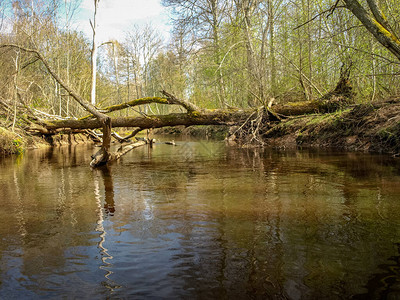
[0,127,24,155]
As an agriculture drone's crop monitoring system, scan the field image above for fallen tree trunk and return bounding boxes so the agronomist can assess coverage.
[272,99,347,116]
[1,44,355,167]
[34,98,348,132]
[25,94,353,166]
[41,109,253,131]
[79,97,176,120]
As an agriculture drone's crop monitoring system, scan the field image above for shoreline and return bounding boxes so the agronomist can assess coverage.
[2,100,400,157]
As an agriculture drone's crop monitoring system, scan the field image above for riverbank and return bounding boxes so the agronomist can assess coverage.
[157,98,400,155]
[0,127,92,156]
[2,98,400,156]
[0,127,25,155]
[259,98,400,154]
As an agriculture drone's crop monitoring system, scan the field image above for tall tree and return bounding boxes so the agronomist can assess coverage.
[90,0,100,106]
[162,0,229,106]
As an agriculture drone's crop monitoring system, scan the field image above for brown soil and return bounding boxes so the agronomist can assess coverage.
[261,98,400,154]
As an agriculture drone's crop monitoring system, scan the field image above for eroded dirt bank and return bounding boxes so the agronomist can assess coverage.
[0,128,93,156]
[259,99,400,154]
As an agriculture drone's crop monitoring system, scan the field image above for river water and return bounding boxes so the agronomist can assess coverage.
[1,139,400,299]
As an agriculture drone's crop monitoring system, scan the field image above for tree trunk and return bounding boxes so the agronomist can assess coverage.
[343,0,400,61]
[90,0,99,106]
[38,96,349,133]
[90,116,112,167]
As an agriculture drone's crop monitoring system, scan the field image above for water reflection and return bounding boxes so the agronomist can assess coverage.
[1,143,400,298]
[93,166,119,292]
[98,166,115,216]
[353,243,400,299]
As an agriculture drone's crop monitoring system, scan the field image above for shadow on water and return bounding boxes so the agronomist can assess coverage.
[98,166,115,216]
[352,243,400,299]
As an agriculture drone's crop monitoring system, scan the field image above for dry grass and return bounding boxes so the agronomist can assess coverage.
[0,127,24,155]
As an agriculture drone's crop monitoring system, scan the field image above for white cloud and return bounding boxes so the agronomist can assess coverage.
[76,0,170,43]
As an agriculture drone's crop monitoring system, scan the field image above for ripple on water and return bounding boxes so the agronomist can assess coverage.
[1,145,400,298]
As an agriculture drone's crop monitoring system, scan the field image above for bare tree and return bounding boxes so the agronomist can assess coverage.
[162,0,229,106]
[123,24,163,105]
[90,0,100,105]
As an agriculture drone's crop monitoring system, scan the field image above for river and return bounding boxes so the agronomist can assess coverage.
[1,139,400,299]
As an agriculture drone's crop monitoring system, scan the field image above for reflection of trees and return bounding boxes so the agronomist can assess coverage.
[2,142,400,297]
[0,145,107,296]
[160,146,289,298]
[166,189,290,298]
[353,243,400,299]
[94,166,120,291]
[163,146,400,298]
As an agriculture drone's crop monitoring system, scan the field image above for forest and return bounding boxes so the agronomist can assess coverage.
[3,1,400,297]
[0,0,400,164]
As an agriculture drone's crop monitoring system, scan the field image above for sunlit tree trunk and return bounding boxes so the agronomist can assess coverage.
[242,0,258,106]
[210,0,226,107]
[12,49,20,132]
[90,0,100,106]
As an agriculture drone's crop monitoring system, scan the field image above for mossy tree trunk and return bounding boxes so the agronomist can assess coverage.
[343,0,400,61]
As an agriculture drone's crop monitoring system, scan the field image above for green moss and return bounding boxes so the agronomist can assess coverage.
[377,128,397,142]
[13,138,24,154]
[372,18,400,46]
[286,100,314,107]
[305,115,329,126]
[189,111,201,117]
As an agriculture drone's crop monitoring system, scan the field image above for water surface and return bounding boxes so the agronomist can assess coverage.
[1,140,400,299]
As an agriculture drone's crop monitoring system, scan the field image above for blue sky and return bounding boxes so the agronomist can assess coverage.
[74,0,171,43]
[0,0,171,43]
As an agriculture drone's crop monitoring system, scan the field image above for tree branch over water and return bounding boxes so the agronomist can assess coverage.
[0,43,354,167]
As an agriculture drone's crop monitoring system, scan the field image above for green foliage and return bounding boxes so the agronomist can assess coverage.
[1,0,400,123]
[376,124,400,150]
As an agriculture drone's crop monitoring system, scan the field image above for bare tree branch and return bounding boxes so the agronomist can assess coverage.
[0,44,107,119]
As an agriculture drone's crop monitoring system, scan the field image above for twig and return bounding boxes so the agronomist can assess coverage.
[327,0,341,18]
[230,111,257,137]
[277,50,325,96]
[293,3,345,30]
